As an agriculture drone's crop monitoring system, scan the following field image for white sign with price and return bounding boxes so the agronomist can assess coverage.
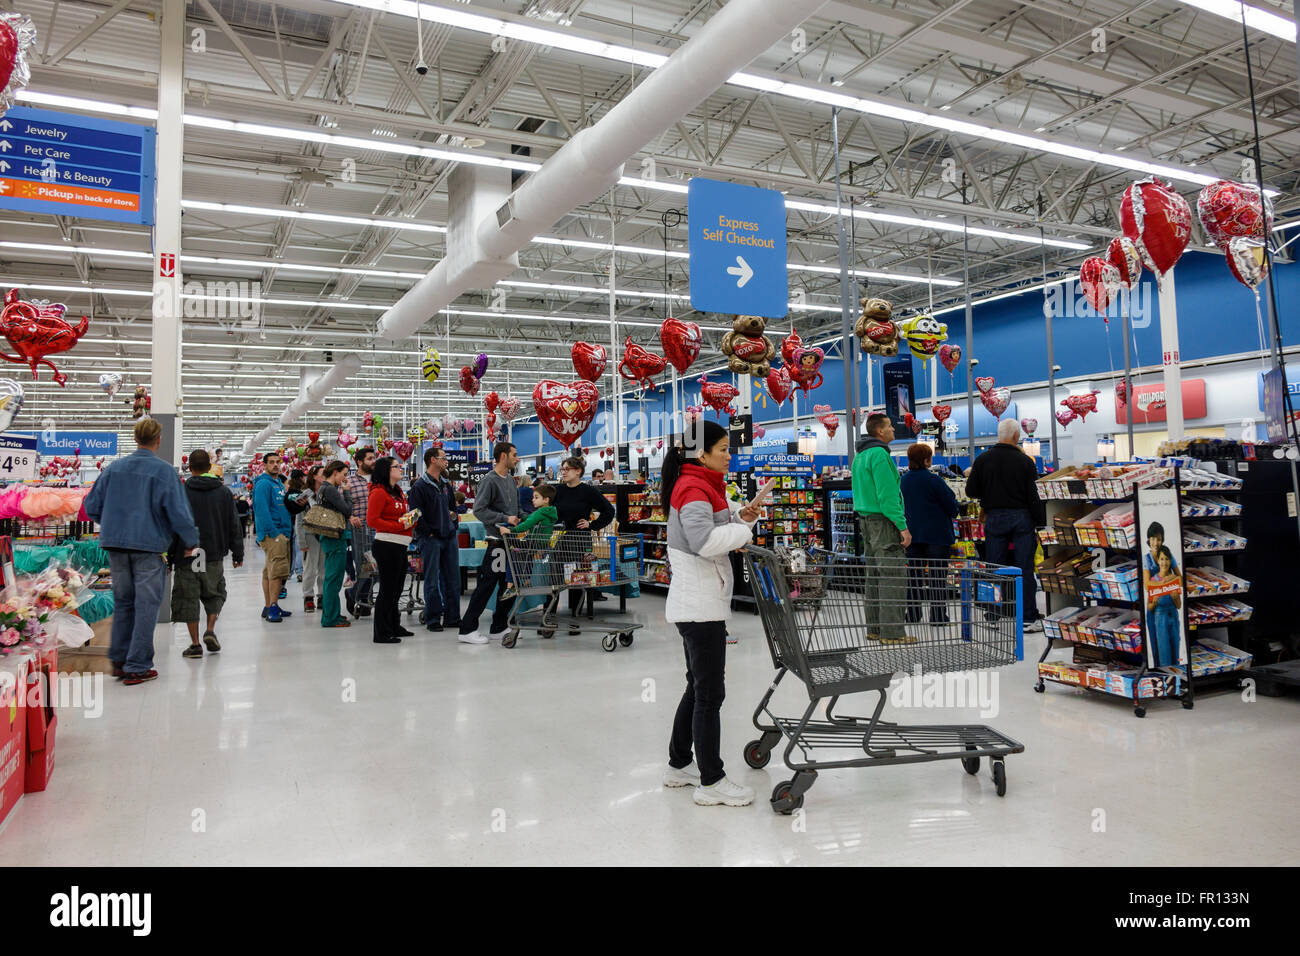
[0,433,39,481]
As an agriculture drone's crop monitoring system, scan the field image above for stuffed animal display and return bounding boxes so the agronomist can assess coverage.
[719,314,776,377]
[854,297,900,356]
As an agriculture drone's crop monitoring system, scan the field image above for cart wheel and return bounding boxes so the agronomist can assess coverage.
[417,610,425,624]
[962,744,980,776]
[743,739,771,769]
[618,632,634,647]
[501,629,519,649]
[992,761,1007,797]
[1033,682,1045,693]
[601,634,617,652]
[771,780,803,814]
[539,629,555,639]
[1134,705,1146,718]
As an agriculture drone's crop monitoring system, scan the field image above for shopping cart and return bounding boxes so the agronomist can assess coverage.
[402,542,425,620]
[500,529,645,651]
[742,546,1025,813]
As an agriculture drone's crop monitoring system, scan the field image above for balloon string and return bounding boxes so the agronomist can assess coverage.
[1254,290,1270,372]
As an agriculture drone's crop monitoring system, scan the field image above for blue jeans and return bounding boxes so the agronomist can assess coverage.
[418,535,461,627]
[108,550,167,674]
[291,529,304,576]
[984,508,1038,623]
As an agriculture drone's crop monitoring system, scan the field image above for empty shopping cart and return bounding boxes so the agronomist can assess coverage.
[500,529,645,651]
[742,545,1025,813]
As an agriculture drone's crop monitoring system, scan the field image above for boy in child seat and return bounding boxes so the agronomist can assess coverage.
[504,484,557,597]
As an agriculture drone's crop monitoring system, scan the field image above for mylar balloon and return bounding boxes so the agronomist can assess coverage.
[780,329,802,366]
[938,344,961,374]
[459,365,480,396]
[789,346,825,394]
[1197,179,1273,247]
[1120,178,1193,281]
[899,314,948,362]
[618,337,668,390]
[1079,256,1121,314]
[854,298,900,356]
[684,405,703,425]
[406,426,426,443]
[391,440,414,463]
[0,377,23,431]
[753,426,766,439]
[981,387,1011,419]
[1106,236,1143,291]
[813,404,840,439]
[1062,390,1100,421]
[766,366,794,406]
[659,318,703,374]
[421,347,441,384]
[0,13,36,117]
[98,371,123,398]
[461,419,475,433]
[1226,237,1268,291]
[337,430,357,451]
[1056,409,1076,428]
[0,288,90,386]
[363,411,374,431]
[473,353,489,380]
[699,377,740,416]
[1020,417,1038,437]
[932,404,952,424]
[571,342,607,383]
[532,379,600,444]
[1115,380,1129,406]
[975,376,996,395]
[497,397,522,423]
[484,391,500,414]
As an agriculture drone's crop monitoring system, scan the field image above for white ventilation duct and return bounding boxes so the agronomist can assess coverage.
[243,0,827,444]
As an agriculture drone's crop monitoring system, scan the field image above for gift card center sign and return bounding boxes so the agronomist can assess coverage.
[687,177,789,319]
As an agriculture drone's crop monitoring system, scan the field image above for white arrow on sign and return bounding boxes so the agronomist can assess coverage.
[726,255,754,288]
[0,182,9,194]
[0,120,11,132]
[0,141,9,152]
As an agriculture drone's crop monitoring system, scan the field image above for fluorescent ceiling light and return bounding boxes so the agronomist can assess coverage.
[182,199,449,234]
[785,199,1090,250]
[1179,0,1295,42]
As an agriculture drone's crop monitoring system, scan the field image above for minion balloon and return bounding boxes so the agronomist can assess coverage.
[421,347,442,384]
[899,314,948,364]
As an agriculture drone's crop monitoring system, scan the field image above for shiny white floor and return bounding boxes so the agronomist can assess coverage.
[2,548,1298,866]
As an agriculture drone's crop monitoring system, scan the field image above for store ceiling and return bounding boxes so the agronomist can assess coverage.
[1,0,1297,452]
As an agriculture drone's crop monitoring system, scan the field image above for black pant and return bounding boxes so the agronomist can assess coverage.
[372,540,408,639]
[984,508,1038,622]
[906,541,952,622]
[459,539,515,636]
[564,529,593,611]
[669,621,727,786]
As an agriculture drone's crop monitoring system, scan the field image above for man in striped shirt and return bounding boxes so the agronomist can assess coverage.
[345,446,377,618]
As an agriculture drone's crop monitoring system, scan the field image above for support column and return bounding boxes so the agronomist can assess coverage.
[151,0,185,465]
[1158,273,1184,442]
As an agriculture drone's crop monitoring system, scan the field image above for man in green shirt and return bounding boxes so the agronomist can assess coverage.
[851,413,916,644]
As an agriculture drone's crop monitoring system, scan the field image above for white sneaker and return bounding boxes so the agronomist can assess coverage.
[1026,620,1044,633]
[663,763,701,788]
[693,777,755,807]
[458,631,489,645]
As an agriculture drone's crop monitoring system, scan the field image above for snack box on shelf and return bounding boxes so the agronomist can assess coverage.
[1184,566,1249,597]
[1079,606,1140,645]
[1038,660,1087,686]
[1038,550,1097,596]
[1187,598,1252,628]
[1059,606,1112,642]
[1182,526,1247,552]
[1042,606,1082,641]
[1192,638,1253,674]
[1103,666,1182,699]
[1088,560,1140,601]
[1177,468,1244,491]
[1180,495,1242,518]
[1073,503,1132,546]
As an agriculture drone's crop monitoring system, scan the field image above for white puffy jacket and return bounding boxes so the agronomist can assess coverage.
[664,464,755,623]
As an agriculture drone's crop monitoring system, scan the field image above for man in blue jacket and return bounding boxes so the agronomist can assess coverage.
[406,445,461,632]
[253,451,294,623]
[83,418,200,685]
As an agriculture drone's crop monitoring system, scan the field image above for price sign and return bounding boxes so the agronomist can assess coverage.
[0,434,38,480]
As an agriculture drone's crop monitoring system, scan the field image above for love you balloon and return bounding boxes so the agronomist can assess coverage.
[1197,179,1273,247]
[938,344,961,374]
[1079,256,1121,314]
[533,380,600,445]
[931,404,952,424]
[459,365,480,396]
[659,318,702,374]
[698,375,740,416]
[420,347,441,384]
[1120,178,1192,282]
[0,13,36,116]
[1107,236,1143,291]
[618,338,668,390]
[980,387,1011,419]
[0,289,90,386]
[766,366,793,406]
[571,342,607,383]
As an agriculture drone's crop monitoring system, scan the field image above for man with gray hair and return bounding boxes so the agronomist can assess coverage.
[965,417,1045,631]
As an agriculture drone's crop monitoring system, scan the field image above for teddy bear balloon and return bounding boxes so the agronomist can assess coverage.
[719,314,776,377]
[854,297,901,357]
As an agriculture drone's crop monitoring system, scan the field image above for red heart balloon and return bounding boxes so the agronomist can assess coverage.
[0,20,17,100]
[1196,179,1273,248]
[903,412,918,434]
[939,344,961,374]
[571,342,607,383]
[659,318,702,374]
[391,440,414,462]
[1062,390,1099,421]
[618,338,668,390]
[484,391,500,414]
[1107,236,1143,291]
[497,397,521,423]
[699,377,740,415]
[1115,380,1128,405]
[975,376,995,395]
[0,289,90,387]
[980,387,1011,418]
[1079,256,1119,314]
[458,365,480,396]
[932,403,952,423]
[1056,409,1076,428]
[533,379,600,445]
[1120,178,1193,280]
[766,367,793,406]
[780,329,802,366]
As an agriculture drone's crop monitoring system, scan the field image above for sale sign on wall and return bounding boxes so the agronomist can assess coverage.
[1116,379,1207,425]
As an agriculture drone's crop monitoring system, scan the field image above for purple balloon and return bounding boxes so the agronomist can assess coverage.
[473,353,489,380]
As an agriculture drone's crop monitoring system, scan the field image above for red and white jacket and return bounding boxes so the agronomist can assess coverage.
[665,463,754,623]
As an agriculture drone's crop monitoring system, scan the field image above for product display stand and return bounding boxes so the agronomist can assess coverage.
[625,481,669,589]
